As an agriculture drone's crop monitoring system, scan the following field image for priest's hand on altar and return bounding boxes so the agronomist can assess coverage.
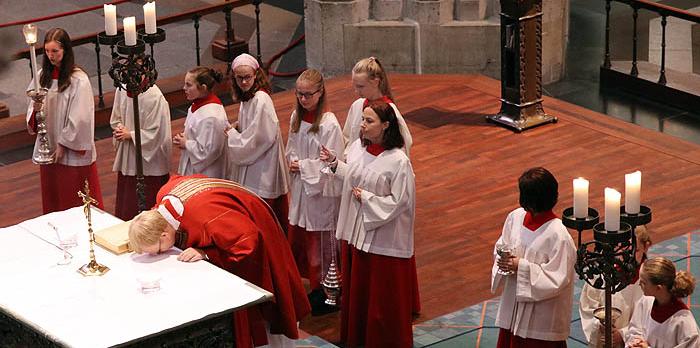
[173,132,186,149]
[496,254,519,274]
[177,247,207,262]
[113,125,131,141]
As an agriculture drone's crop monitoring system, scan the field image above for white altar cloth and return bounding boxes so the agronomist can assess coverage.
[0,206,272,347]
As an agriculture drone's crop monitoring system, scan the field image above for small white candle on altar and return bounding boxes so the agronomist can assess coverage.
[604,187,621,232]
[144,2,157,34]
[104,4,117,36]
[124,17,137,46]
[573,178,589,218]
[22,24,40,92]
[625,170,641,214]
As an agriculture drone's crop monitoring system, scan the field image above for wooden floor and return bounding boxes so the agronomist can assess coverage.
[2,74,700,343]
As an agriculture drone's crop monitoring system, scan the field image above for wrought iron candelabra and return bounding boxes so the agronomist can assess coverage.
[562,205,651,348]
[108,29,165,213]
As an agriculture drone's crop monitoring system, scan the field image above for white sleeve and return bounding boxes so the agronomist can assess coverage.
[359,157,415,231]
[579,283,604,342]
[227,96,279,165]
[59,72,95,151]
[491,212,515,293]
[515,230,576,302]
[299,115,345,196]
[184,116,226,172]
[134,91,171,162]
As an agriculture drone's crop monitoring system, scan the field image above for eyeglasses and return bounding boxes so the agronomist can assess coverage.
[295,88,322,99]
[234,74,255,82]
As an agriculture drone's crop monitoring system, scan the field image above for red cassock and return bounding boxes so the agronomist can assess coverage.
[156,175,311,347]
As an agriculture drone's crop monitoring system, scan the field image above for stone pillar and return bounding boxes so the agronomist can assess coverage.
[405,0,454,25]
[541,0,569,84]
[305,0,369,76]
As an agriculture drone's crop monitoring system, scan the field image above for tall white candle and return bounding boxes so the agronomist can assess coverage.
[604,188,621,232]
[124,17,137,46]
[625,170,641,214]
[22,24,40,92]
[144,2,157,34]
[573,178,589,218]
[104,4,117,36]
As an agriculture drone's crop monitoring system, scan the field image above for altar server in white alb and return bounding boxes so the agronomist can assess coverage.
[26,28,103,214]
[579,226,652,347]
[615,257,699,348]
[174,67,229,179]
[111,82,172,221]
[226,53,289,232]
[285,69,344,315]
[320,100,420,348]
[343,57,412,155]
[491,167,576,348]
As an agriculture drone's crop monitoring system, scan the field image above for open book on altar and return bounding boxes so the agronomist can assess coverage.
[94,220,131,254]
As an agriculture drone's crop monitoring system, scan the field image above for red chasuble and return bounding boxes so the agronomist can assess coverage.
[156,175,310,347]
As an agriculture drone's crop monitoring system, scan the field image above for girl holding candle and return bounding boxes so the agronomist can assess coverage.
[344,57,412,155]
[615,257,699,347]
[174,67,229,179]
[579,226,653,347]
[491,167,576,348]
[285,69,344,315]
[25,28,104,214]
[320,100,419,347]
[226,53,289,233]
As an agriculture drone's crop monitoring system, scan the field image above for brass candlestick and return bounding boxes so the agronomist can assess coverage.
[77,180,110,276]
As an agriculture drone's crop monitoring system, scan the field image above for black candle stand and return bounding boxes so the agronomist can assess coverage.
[95,31,124,108]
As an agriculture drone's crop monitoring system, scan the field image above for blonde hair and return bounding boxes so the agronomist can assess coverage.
[128,210,167,254]
[352,57,393,100]
[643,257,696,298]
[291,69,327,134]
[636,225,652,247]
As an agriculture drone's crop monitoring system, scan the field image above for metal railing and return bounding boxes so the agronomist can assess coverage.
[9,0,261,108]
[604,0,700,85]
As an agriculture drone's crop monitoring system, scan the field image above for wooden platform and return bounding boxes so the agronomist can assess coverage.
[2,74,700,343]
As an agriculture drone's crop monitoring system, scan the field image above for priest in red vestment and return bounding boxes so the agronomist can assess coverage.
[128,175,310,347]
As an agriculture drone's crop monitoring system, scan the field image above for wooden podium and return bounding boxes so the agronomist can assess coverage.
[487,0,557,132]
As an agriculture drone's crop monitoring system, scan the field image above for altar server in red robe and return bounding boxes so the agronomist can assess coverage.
[344,57,412,155]
[321,100,420,348]
[174,67,229,179]
[111,82,172,220]
[26,28,103,213]
[128,175,310,347]
[491,167,576,348]
[226,53,289,233]
[285,69,344,314]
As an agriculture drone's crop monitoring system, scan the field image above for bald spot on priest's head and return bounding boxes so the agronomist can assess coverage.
[129,210,167,254]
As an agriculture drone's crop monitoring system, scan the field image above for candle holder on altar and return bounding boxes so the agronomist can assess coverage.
[108,35,161,213]
[562,204,652,348]
[77,180,110,276]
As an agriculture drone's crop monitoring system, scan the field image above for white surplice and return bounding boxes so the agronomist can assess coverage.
[226,91,289,199]
[330,139,415,258]
[342,98,413,156]
[26,68,96,166]
[579,278,644,346]
[491,207,577,341]
[621,296,700,348]
[177,103,228,179]
[110,85,172,176]
[286,111,344,231]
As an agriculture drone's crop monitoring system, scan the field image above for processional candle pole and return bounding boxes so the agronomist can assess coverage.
[23,24,52,165]
[562,173,651,348]
[108,6,165,213]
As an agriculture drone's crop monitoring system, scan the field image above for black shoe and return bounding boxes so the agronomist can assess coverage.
[312,301,340,316]
[307,289,325,307]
